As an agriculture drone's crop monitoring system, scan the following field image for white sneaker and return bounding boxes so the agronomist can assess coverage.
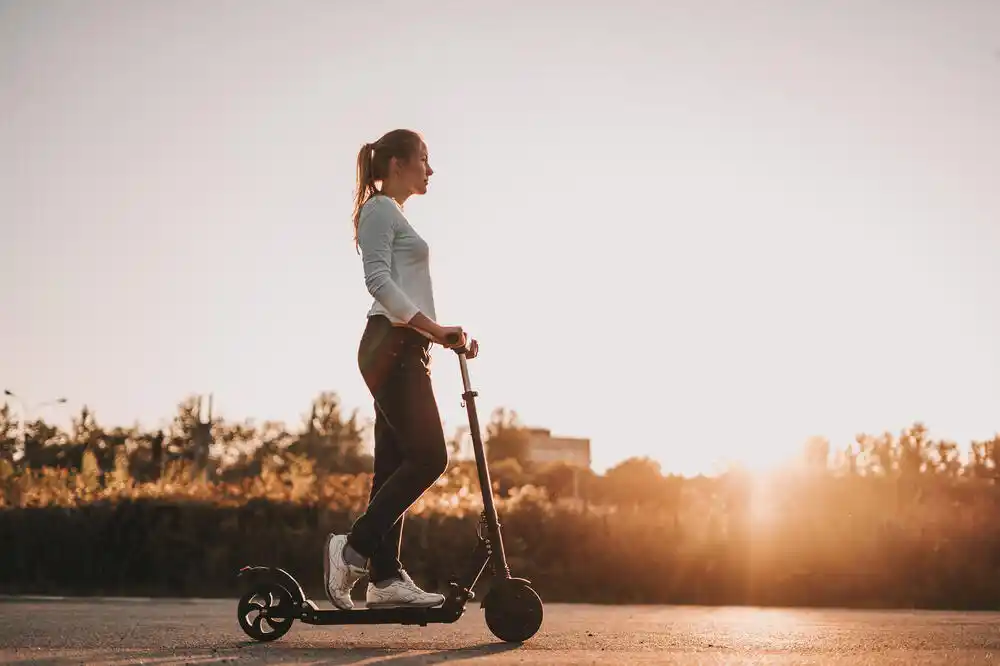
[366,569,445,609]
[323,533,366,610]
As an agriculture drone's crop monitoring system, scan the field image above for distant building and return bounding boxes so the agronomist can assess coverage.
[524,427,591,469]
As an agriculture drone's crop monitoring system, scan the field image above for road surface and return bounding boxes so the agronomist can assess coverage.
[1,596,999,664]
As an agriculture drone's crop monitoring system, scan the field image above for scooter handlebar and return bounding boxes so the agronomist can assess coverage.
[444,332,469,355]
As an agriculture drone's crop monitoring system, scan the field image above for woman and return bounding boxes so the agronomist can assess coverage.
[324,129,479,610]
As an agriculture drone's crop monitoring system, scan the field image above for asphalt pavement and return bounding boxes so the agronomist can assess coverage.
[2,596,1000,664]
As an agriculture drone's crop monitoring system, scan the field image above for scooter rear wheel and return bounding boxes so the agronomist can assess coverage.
[237,581,295,642]
[483,579,544,643]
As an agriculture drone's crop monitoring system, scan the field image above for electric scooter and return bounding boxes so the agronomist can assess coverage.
[235,333,544,643]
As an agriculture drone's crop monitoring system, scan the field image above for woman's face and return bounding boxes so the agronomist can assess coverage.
[395,142,433,196]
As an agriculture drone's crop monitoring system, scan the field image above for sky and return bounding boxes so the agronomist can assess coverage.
[2,0,999,476]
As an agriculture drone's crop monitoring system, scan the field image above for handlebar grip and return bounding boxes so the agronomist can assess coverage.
[444,332,469,355]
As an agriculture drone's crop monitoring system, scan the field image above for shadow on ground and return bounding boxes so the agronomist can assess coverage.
[6,641,524,665]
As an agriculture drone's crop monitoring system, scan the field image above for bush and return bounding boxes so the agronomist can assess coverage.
[4,455,1000,609]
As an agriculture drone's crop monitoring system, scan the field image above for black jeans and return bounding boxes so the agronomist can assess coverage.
[347,314,450,584]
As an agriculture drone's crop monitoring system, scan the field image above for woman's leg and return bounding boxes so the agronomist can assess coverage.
[366,401,405,584]
[348,337,448,558]
[324,317,449,609]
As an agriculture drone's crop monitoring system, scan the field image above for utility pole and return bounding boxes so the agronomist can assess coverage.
[193,393,213,480]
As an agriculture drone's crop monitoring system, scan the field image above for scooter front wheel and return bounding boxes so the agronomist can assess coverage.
[483,578,544,643]
[237,582,296,642]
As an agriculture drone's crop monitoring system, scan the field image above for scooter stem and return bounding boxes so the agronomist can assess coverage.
[444,333,474,394]
[446,335,512,580]
[458,354,472,394]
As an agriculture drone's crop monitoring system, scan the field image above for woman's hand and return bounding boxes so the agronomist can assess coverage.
[407,314,479,357]
[437,325,479,359]
[437,325,466,348]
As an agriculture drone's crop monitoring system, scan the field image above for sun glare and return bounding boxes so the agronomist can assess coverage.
[748,472,780,528]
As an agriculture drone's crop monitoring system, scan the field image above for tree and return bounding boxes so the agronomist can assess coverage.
[447,425,469,460]
[930,439,961,478]
[802,436,830,473]
[72,405,100,451]
[831,442,859,476]
[532,460,592,502]
[157,396,218,479]
[970,435,1000,482]
[898,422,932,478]
[602,456,665,509]
[0,403,19,464]
[490,458,526,496]
[857,431,897,477]
[23,419,61,470]
[286,391,367,475]
[484,407,530,466]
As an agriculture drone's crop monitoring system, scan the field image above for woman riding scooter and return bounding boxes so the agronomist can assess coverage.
[324,129,479,610]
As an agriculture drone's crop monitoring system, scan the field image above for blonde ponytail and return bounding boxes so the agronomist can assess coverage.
[352,142,377,253]
[350,129,423,253]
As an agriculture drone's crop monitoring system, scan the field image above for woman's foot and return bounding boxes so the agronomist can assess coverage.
[324,533,367,610]
[366,569,446,609]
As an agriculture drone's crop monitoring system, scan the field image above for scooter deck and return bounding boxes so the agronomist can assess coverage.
[290,599,466,626]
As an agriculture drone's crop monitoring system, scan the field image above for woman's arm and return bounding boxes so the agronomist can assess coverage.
[357,198,449,342]
[357,198,423,321]
[408,312,451,342]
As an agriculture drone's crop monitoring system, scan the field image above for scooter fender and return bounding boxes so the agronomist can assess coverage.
[480,576,535,607]
[237,565,307,604]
